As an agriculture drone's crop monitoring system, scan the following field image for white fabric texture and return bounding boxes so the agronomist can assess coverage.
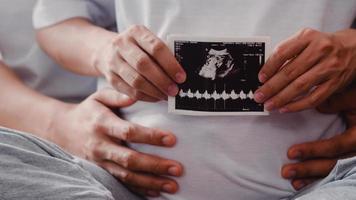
[0,0,96,102]
[34,0,356,199]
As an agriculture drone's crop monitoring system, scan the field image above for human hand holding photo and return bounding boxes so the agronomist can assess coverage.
[255,28,356,113]
[50,88,183,197]
[93,25,186,102]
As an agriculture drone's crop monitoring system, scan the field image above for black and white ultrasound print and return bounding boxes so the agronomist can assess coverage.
[168,35,270,116]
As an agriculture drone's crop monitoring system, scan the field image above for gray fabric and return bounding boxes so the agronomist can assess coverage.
[2,126,356,200]
[0,127,142,200]
[290,157,356,200]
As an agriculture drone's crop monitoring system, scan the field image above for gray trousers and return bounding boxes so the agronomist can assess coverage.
[291,157,356,200]
[1,127,356,200]
[0,127,143,200]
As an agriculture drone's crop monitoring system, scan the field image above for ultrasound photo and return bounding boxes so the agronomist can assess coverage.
[168,35,270,116]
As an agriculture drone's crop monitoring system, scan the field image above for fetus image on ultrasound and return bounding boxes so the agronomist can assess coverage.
[169,38,268,115]
[198,48,238,80]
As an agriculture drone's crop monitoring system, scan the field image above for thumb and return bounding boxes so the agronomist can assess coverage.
[92,88,137,108]
[317,87,356,113]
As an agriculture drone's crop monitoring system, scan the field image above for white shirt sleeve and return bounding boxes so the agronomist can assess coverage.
[33,0,116,30]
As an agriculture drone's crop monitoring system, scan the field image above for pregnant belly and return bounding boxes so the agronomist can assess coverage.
[123,101,344,200]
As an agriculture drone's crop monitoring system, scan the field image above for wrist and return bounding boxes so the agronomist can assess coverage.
[334,29,356,70]
[46,100,76,144]
[90,28,118,76]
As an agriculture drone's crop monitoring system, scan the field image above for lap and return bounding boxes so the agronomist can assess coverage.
[0,127,142,200]
[292,157,356,200]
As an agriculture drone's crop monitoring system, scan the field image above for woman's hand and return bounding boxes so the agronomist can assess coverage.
[94,25,186,102]
[255,28,356,113]
[50,88,183,197]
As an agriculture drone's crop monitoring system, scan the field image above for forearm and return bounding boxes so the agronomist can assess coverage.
[0,61,69,140]
[36,18,117,76]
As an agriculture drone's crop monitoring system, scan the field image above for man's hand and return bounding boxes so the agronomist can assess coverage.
[282,126,356,190]
[282,84,356,190]
[94,25,186,102]
[50,88,183,197]
[255,28,356,113]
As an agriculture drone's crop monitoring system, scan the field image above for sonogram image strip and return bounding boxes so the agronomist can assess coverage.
[178,89,255,100]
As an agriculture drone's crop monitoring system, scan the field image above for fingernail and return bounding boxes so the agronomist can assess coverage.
[279,107,289,113]
[147,190,160,197]
[162,135,175,146]
[287,170,296,178]
[254,92,265,102]
[259,73,267,83]
[265,101,275,111]
[296,181,306,190]
[162,184,175,193]
[168,166,180,176]
[175,72,186,83]
[168,84,179,96]
[291,150,302,159]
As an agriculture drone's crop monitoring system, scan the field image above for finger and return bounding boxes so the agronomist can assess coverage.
[98,142,183,176]
[291,178,318,191]
[258,29,312,83]
[92,88,136,108]
[282,159,336,180]
[101,161,179,194]
[112,56,167,100]
[287,128,356,160]
[129,25,186,84]
[104,118,177,147]
[107,72,160,102]
[317,87,356,113]
[345,111,356,127]
[117,37,179,97]
[279,79,338,112]
[266,56,335,111]
[129,186,160,198]
[255,38,328,105]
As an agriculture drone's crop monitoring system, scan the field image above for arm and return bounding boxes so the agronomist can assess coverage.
[36,18,116,76]
[0,60,65,140]
[37,18,186,102]
[0,60,182,196]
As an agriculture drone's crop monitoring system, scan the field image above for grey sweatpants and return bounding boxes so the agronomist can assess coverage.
[1,127,356,200]
[0,127,143,200]
[291,157,356,200]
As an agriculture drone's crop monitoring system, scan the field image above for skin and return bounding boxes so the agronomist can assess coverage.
[0,61,183,197]
[282,84,356,190]
[255,28,356,113]
[37,17,356,195]
[36,18,186,102]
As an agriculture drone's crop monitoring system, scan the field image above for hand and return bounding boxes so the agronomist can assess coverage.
[255,28,356,113]
[281,126,356,190]
[50,88,183,197]
[94,25,186,102]
[282,83,356,190]
[317,81,356,126]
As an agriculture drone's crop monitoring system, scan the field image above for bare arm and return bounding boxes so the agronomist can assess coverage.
[0,60,182,196]
[36,18,116,76]
[37,18,186,102]
[0,61,66,140]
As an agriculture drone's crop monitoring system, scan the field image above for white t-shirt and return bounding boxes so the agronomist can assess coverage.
[34,0,356,199]
[0,0,96,102]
